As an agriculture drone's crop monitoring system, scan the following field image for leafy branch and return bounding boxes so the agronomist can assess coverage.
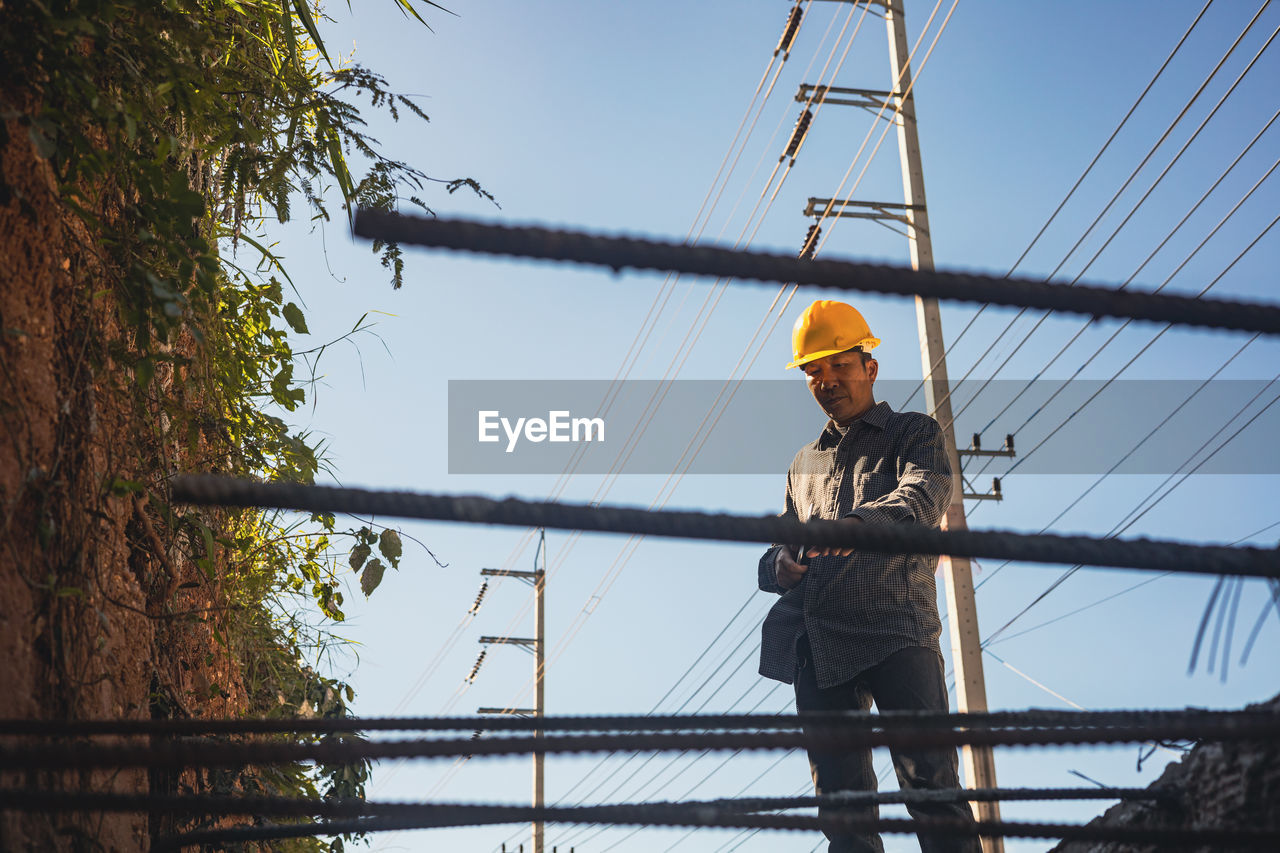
[2,0,489,844]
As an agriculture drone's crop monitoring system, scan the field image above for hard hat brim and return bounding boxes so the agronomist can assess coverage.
[786,336,881,369]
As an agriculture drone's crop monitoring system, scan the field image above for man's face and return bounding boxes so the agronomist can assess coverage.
[802,350,878,425]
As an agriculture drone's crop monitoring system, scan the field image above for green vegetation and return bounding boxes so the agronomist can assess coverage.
[2,1,486,846]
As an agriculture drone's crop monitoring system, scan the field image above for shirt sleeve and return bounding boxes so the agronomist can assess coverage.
[846,415,952,528]
[758,468,800,594]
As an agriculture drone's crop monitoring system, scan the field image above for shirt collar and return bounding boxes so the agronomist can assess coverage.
[818,400,892,446]
[860,399,892,429]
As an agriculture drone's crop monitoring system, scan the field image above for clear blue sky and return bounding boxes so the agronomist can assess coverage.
[261,2,1280,851]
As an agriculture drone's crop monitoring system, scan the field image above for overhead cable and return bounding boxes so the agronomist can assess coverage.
[417,1,815,748]
[978,380,1280,647]
[961,136,1280,455]
[943,17,1280,436]
[968,211,1278,532]
[433,5,859,822]
[968,330,1263,591]
[534,6,946,778]
[542,593,764,818]
[905,0,1265,413]
[477,6,861,744]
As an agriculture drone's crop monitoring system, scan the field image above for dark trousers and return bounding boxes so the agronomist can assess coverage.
[794,635,981,853]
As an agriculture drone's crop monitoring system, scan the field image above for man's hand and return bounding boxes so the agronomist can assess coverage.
[805,516,862,558]
[777,517,864,587]
[775,546,809,590]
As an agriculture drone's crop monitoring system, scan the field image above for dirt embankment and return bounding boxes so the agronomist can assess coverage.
[1,110,246,850]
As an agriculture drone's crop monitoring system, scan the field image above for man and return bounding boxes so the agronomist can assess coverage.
[756,299,980,853]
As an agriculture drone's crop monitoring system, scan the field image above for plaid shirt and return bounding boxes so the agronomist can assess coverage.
[757,400,953,689]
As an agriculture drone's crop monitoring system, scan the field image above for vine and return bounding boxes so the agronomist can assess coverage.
[1,0,486,847]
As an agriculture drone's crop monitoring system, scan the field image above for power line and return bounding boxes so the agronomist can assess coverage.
[959,166,1280,495]
[550,620,765,834]
[535,606,771,851]
[567,11,968,842]
[353,6,1280,845]
[984,573,1173,647]
[547,594,764,809]
[941,16,1280,439]
[978,380,1280,647]
[808,0,959,258]
[379,4,825,766]
[963,203,1276,501]
[910,0,1276,428]
[563,694,791,850]
[968,328,1264,593]
[704,771,812,853]
[477,5,874,745]
[894,0,1223,412]
[563,674,785,846]
[961,135,1280,459]
[410,14,844,817]
[476,11,889,845]
[442,21,988,813]
[984,202,1277,483]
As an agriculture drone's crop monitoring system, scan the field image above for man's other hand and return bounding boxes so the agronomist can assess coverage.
[775,546,809,590]
[806,516,862,558]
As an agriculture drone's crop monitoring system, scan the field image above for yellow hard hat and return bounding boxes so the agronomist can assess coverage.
[786,300,880,369]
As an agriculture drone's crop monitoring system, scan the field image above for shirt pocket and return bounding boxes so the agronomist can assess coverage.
[855,471,896,506]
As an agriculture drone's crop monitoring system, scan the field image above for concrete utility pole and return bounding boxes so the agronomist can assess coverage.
[881,0,1003,846]
[533,531,546,853]
[478,529,548,853]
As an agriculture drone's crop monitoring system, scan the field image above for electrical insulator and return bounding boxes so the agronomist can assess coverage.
[1005,434,1015,452]
[799,223,821,260]
[774,4,803,59]
[972,433,982,451]
[992,477,1002,497]
[781,109,812,162]
[467,649,487,682]
[469,580,489,615]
